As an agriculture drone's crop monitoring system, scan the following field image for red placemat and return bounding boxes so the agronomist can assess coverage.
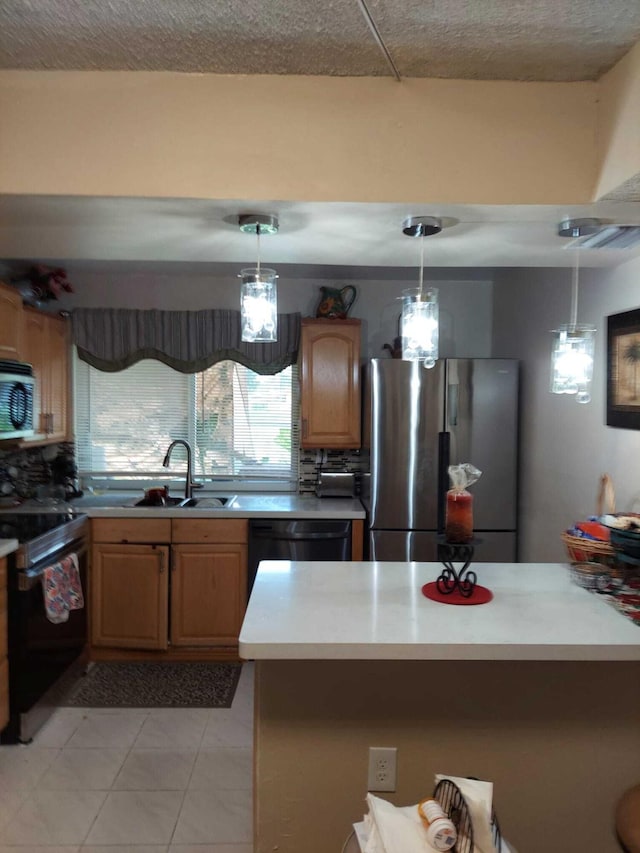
[422,581,493,605]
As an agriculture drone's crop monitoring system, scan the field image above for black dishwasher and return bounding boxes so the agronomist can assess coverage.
[247,519,352,595]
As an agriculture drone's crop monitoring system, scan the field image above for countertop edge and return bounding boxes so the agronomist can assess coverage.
[239,641,640,662]
[82,507,366,519]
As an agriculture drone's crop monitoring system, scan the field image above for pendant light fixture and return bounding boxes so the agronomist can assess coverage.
[238,214,279,343]
[550,218,601,404]
[401,216,442,368]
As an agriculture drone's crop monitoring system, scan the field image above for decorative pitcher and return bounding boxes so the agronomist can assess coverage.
[315,285,357,319]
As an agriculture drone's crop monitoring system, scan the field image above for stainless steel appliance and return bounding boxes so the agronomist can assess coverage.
[0,360,35,440]
[315,472,356,498]
[368,358,519,562]
[248,519,352,595]
[0,511,88,743]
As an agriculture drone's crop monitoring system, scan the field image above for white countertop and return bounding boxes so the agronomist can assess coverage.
[0,538,19,558]
[69,492,365,519]
[239,561,640,661]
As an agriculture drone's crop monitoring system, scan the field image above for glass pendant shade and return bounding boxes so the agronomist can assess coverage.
[240,268,278,343]
[550,324,596,403]
[401,286,439,368]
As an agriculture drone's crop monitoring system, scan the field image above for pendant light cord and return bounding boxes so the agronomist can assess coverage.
[419,234,425,296]
[256,224,261,277]
[570,247,579,329]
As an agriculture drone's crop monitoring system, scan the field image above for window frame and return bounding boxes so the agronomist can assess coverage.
[73,351,300,494]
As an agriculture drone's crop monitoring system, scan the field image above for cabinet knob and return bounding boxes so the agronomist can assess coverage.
[302,418,308,438]
[159,551,165,573]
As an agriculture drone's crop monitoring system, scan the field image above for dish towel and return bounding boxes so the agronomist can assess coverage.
[42,552,84,624]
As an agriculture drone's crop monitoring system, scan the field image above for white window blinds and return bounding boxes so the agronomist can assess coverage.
[75,353,300,488]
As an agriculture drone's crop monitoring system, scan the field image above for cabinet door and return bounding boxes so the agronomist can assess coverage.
[91,544,169,650]
[300,319,361,448]
[22,309,47,435]
[171,544,247,646]
[46,314,70,442]
[0,283,23,360]
[21,310,70,442]
[0,557,7,733]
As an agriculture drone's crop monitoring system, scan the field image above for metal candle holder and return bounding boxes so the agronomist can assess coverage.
[436,537,481,598]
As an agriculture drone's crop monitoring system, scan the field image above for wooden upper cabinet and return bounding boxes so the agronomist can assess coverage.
[0,282,23,360]
[22,309,70,442]
[47,314,70,442]
[300,318,361,449]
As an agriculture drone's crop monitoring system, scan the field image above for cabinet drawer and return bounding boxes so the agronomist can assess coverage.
[0,657,8,733]
[172,518,248,544]
[92,518,171,544]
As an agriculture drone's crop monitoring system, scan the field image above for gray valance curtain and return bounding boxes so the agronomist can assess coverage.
[72,308,301,375]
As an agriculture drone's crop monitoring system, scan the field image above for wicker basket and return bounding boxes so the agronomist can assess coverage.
[561,531,617,565]
[562,474,619,570]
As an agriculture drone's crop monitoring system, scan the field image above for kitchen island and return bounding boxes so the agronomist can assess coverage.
[239,561,640,853]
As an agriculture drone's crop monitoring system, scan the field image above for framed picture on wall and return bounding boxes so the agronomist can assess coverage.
[607,308,640,429]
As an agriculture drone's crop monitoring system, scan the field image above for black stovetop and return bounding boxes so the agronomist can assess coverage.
[0,511,88,569]
[0,512,82,543]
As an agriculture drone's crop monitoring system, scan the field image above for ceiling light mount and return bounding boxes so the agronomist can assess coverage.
[238,213,279,236]
[557,217,602,239]
[402,216,443,238]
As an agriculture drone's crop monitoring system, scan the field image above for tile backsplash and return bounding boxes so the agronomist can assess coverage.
[1,442,367,500]
[298,448,369,495]
[0,441,77,503]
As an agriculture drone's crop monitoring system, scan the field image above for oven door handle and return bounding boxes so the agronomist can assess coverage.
[18,541,88,591]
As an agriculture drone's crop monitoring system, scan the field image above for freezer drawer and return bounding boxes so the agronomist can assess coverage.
[370,530,517,563]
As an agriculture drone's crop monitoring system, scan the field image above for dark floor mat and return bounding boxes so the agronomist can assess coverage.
[61,661,242,708]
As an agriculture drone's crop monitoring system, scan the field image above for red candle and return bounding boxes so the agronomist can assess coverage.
[445,489,473,543]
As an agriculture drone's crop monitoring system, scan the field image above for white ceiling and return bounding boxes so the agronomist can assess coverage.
[1,2,640,273]
[2,195,640,272]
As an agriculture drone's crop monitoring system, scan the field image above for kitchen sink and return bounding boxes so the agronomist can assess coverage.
[132,495,236,508]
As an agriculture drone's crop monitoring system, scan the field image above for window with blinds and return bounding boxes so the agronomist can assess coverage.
[74,353,300,489]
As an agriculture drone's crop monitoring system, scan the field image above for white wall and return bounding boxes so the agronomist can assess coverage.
[493,257,640,561]
[56,263,494,359]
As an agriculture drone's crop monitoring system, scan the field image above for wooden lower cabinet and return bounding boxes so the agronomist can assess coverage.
[0,557,8,732]
[90,518,248,656]
[91,544,169,650]
[171,544,247,646]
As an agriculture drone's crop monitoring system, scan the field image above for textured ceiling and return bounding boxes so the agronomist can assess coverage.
[2,3,640,271]
[1,0,640,81]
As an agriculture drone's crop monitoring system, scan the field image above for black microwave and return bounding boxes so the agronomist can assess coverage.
[0,360,35,440]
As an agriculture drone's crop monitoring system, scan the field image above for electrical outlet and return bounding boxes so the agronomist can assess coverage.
[367,746,397,792]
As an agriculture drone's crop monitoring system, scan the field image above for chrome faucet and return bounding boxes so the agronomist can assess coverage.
[162,440,203,501]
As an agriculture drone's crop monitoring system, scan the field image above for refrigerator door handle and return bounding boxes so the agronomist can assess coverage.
[437,431,450,533]
[447,383,459,426]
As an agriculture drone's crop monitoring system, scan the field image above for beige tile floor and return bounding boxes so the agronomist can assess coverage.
[0,663,254,853]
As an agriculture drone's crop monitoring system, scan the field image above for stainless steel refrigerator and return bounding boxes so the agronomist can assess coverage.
[368,358,519,562]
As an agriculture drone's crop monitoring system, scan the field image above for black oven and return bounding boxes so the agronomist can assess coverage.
[0,511,88,744]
